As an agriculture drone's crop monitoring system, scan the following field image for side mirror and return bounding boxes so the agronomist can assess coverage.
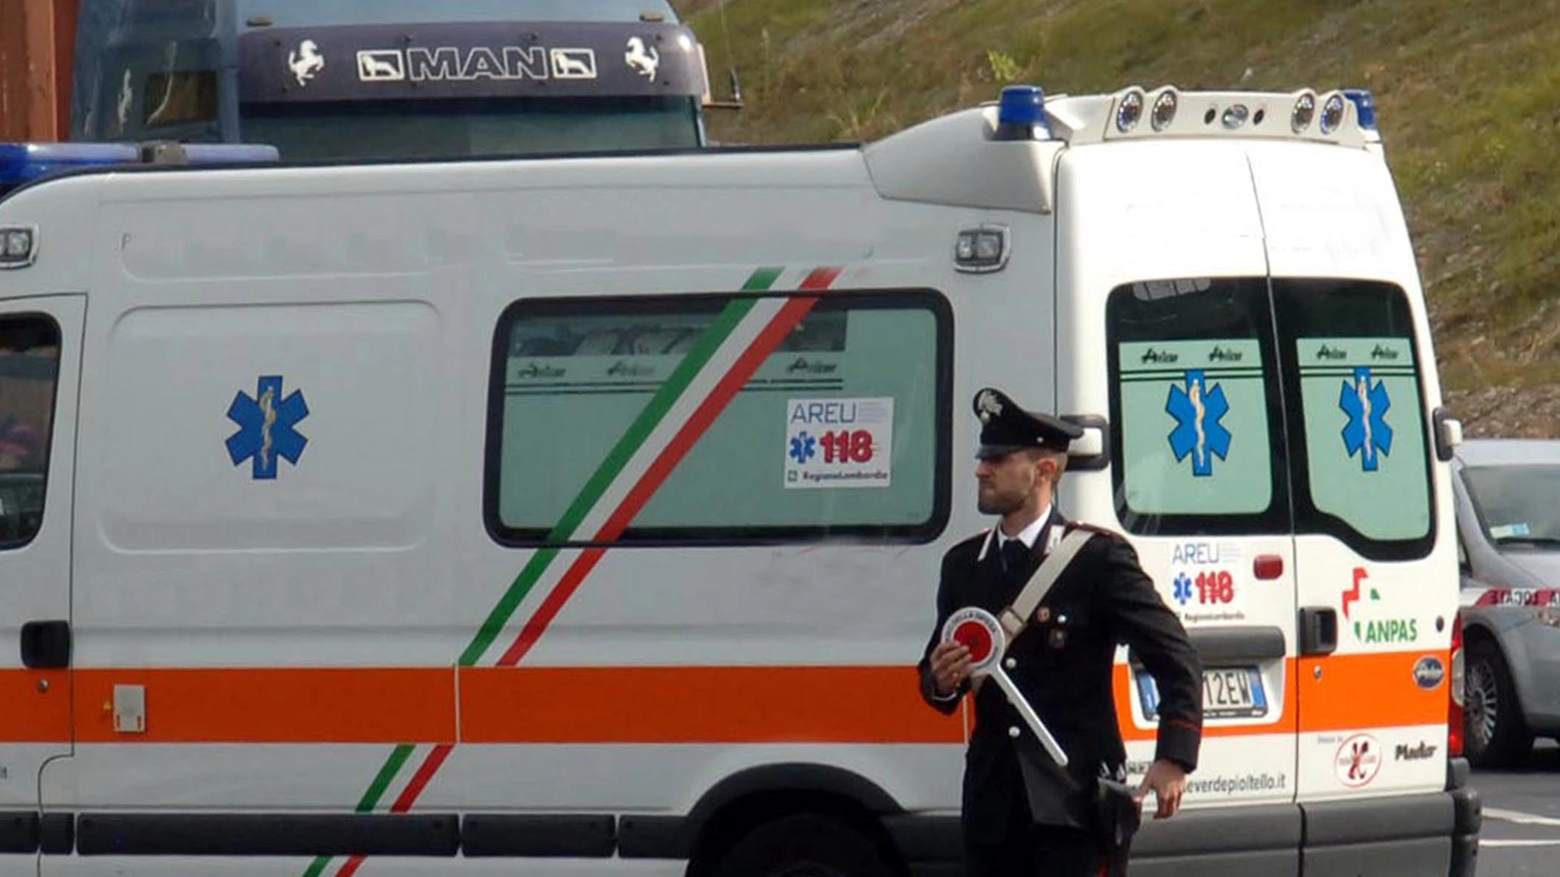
[1061,414,1110,472]
[1433,407,1462,463]
[698,45,745,111]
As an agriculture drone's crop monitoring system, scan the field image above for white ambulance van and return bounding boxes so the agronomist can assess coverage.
[0,85,1478,877]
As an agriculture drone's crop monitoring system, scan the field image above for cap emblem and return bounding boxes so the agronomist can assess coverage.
[977,389,1004,423]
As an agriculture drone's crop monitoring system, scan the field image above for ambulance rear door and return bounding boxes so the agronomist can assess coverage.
[1251,141,1457,866]
[1056,140,1301,854]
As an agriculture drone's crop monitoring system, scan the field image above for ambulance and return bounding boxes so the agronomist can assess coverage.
[0,84,1478,877]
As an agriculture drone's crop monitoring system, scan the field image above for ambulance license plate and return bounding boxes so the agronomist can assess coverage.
[1136,665,1268,721]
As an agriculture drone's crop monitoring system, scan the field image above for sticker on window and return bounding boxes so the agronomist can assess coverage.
[785,397,893,489]
[1489,523,1531,540]
[1114,338,1270,514]
[1294,335,1428,542]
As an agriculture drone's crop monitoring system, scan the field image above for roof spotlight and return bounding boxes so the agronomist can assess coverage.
[1151,90,1178,131]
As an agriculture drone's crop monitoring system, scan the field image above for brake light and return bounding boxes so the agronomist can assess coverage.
[1253,554,1284,580]
[1448,613,1465,757]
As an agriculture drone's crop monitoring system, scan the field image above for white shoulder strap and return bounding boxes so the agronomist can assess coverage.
[998,529,1095,641]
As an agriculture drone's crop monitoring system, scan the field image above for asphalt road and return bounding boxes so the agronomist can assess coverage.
[1468,740,1560,876]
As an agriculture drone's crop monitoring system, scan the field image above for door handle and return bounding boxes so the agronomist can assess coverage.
[20,620,70,669]
[1298,607,1337,657]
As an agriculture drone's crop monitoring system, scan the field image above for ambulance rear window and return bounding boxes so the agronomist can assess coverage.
[1275,279,1433,557]
[1106,276,1434,559]
[485,290,951,545]
[0,316,60,548]
[1106,277,1289,535]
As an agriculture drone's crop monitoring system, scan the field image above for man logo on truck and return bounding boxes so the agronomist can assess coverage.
[551,49,598,80]
[408,46,547,82]
[357,50,406,82]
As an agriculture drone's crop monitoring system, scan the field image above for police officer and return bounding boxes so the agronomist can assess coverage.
[918,388,1203,877]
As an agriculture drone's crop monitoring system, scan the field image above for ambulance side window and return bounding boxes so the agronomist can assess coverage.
[486,291,951,544]
[1105,278,1289,535]
[1274,280,1433,559]
[0,317,60,548]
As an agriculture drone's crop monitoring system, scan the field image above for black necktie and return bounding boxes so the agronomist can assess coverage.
[1001,538,1030,577]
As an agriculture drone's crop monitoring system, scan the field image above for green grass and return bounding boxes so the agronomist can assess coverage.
[678,0,1560,392]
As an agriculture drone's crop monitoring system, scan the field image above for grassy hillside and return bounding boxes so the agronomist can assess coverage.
[675,0,1560,398]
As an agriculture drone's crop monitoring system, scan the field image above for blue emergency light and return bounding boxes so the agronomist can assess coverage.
[994,85,1052,140]
[1342,89,1377,131]
[0,142,138,187]
[0,142,280,190]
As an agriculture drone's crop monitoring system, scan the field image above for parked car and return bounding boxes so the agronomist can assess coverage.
[1452,438,1560,767]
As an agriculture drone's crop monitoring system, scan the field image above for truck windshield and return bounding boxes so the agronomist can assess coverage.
[241,96,702,161]
[1462,465,1560,546]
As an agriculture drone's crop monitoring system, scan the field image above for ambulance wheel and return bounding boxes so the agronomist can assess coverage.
[1465,638,1533,768]
[712,813,895,877]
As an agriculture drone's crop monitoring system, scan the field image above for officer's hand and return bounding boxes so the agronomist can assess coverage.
[930,640,972,696]
[1135,759,1187,819]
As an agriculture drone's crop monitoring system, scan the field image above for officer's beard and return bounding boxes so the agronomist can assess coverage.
[977,466,1046,517]
[977,482,1028,517]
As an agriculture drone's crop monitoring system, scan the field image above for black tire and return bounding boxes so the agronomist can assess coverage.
[1465,638,1534,768]
[712,814,896,877]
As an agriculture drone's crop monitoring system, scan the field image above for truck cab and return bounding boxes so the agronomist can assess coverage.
[70,0,712,159]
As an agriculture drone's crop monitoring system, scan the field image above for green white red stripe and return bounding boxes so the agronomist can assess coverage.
[309,265,841,877]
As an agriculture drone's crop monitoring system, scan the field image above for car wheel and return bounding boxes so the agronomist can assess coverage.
[1465,638,1534,768]
[712,814,896,877]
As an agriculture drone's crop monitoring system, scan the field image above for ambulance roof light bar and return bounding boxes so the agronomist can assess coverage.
[0,141,280,189]
[1051,86,1377,147]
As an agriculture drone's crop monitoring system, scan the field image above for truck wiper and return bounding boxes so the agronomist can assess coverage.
[1494,535,1560,547]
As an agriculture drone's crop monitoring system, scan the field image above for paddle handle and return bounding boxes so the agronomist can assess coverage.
[990,665,1069,768]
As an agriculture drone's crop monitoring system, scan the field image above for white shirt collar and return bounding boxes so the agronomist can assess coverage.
[978,505,1052,561]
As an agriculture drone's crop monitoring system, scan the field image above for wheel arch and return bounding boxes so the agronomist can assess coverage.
[683,763,909,877]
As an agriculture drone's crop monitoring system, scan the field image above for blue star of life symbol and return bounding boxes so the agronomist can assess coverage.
[1173,572,1194,606]
[225,376,309,480]
[789,431,816,465]
[1339,366,1393,472]
[1166,370,1232,478]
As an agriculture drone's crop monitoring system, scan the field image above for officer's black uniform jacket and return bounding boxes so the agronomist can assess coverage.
[917,511,1203,842]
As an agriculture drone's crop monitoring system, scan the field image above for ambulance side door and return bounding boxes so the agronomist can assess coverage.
[0,297,83,873]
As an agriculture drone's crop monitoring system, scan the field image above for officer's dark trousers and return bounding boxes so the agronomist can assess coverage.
[964,795,1127,877]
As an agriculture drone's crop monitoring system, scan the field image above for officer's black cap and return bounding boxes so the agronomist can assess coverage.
[973,387,1082,459]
